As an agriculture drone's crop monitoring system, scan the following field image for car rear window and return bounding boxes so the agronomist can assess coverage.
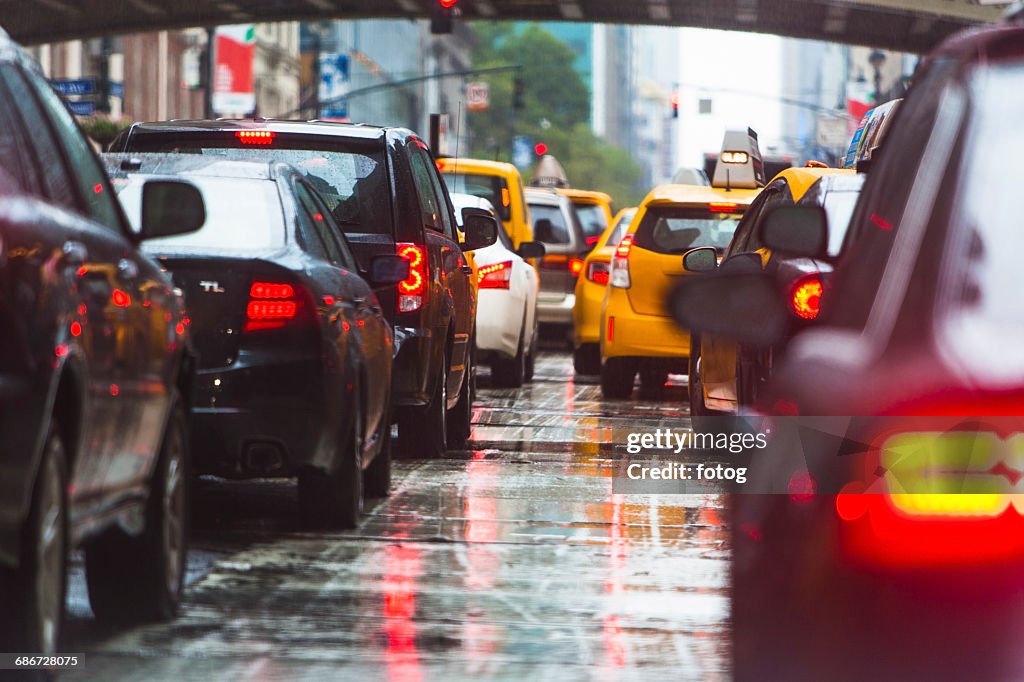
[632,206,743,254]
[573,203,609,242]
[442,172,511,222]
[122,133,392,234]
[114,175,286,252]
[529,203,571,245]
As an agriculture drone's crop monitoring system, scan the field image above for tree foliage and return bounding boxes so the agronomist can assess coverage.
[465,23,645,207]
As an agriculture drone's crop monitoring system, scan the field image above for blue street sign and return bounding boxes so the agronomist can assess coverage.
[51,78,96,97]
[109,82,124,99]
[512,135,534,171]
[68,100,95,116]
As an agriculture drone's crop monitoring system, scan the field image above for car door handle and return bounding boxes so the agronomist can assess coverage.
[62,241,88,265]
[117,258,139,281]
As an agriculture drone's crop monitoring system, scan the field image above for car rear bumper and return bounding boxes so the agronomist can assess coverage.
[538,293,575,325]
[476,290,524,359]
[602,290,690,359]
[189,349,333,478]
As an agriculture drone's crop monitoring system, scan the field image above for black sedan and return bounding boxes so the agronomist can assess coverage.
[105,154,409,529]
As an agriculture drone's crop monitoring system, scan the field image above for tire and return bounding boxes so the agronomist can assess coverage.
[86,401,189,624]
[0,425,68,656]
[363,406,392,498]
[573,344,601,376]
[492,322,526,388]
[600,358,637,399]
[638,366,669,401]
[524,320,539,382]
[396,356,448,459]
[447,346,475,449]
[299,385,364,529]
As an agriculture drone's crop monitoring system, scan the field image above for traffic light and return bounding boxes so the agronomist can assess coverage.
[513,76,525,111]
[431,0,457,34]
[670,91,680,119]
[534,142,548,156]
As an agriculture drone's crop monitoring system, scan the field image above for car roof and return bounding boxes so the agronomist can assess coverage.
[642,183,761,208]
[124,119,396,142]
[0,26,43,74]
[524,187,566,206]
[449,191,496,216]
[558,188,613,205]
[767,166,853,202]
[816,172,866,193]
[102,152,285,182]
[437,158,521,176]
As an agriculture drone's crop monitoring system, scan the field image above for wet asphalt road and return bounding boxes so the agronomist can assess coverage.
[60,352,730,681]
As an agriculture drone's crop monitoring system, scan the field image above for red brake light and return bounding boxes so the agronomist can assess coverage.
[245,280,307,332]
[790,275,823,320]
[585,235,600,248]
[569,257,584,276]
[615,234,634,259]
[236,130,275,145]
[397,243,426,312]
[478,260,513,289]
[586,260,611,285]
[709,202,738,213]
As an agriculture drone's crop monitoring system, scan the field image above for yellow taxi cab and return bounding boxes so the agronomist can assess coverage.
[557,188,615,250]
[599,129,766,399]
[438,157,534,248]
[572,206,637,374]
[691,165,856,416]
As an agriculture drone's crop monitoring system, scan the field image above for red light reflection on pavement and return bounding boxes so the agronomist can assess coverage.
[602,493,629,670]
[462,450,500,669]
[383,540,423,682]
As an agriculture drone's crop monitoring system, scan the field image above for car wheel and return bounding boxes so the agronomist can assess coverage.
[638,366,668,401]
[0,424,68,656]
[396,355,448,459]
[363,405,392,498]
[600,358,637,399]
[446,347,475,449]
[573,343,600,376]
[492,323,526,388]
[524,319,539,382]
[86,400,189,624]
[299,385,364,529]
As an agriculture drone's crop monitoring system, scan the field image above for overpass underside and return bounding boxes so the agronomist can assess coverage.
[0,0,1009,52]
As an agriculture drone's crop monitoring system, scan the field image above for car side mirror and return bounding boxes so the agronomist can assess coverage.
[669,272,788,347]
[138,180,206,241]
[369,254,410,287]
[760,205,828,259]
[533,218,555,243]
[516,241,546,259]
[682,246,717,273]
[461,208,499,251]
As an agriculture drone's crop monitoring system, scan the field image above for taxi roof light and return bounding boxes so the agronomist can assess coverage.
[721,151,749,164]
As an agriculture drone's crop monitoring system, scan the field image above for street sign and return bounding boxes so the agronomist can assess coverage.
[67,100,95,116]
[466,81,489,112]
[50,78,96,97]
[109,81,124,99]
[319,52,350,120]
[512,135,533,170]
[212,24,256,115]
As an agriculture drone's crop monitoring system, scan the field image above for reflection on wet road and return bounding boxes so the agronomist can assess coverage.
[64,353,729,680]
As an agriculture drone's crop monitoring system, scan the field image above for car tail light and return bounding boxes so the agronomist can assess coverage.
[709,202,738,213]
[790,274,823,320]
[586,235,601,248]
[587,260,611,285]
[569,257,584,276]
[478,260,513,289]
[236,130,275,145]
[397,243,426,313]
[245,280,309,332]
[609,234,633,288]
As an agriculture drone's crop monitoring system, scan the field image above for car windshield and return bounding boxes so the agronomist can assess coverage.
[574,203,608,242]
[114,175,286,252]
[633,206,743,254]
[443,172,511,221]
[123,134,392,234]
[938,64,1024,387]
[529,203,571,244]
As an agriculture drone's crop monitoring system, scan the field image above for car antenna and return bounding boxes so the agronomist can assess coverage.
[726,168,732,192]
[453,101,463,175]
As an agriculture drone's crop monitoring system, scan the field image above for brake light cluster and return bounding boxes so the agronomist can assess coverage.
[609,234,634,288]
[586,260,611,285]
[397,243,426,312]
[478,260,513,289]
[790,275,823,320]
[245,280,305,332]
[236,130,275,145]
[540,255,585,276]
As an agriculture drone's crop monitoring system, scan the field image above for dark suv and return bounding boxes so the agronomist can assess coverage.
[113,120,492,457]
[0,30,204,655]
